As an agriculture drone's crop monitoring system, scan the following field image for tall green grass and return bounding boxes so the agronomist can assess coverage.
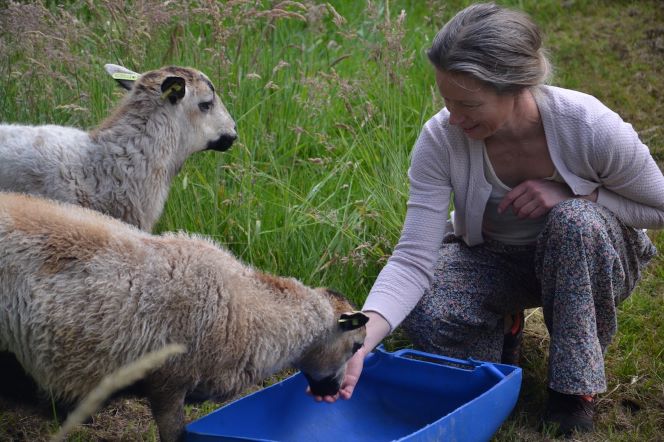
[1,0,662,440]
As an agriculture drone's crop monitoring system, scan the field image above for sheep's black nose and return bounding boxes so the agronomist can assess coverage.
[207,133,237,152]
[303,373,341,397]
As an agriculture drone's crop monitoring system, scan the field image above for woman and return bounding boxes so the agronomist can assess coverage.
[314,2,663,437]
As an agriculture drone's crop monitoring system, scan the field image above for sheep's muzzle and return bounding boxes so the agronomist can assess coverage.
[303,373,341,397]
[207,134,237,152]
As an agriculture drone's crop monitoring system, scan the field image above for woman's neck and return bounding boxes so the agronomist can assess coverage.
[490,88,542,146]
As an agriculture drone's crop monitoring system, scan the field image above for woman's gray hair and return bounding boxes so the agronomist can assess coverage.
[427,2,552,93]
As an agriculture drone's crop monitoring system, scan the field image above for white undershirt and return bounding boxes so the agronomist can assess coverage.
[481,144,565,245]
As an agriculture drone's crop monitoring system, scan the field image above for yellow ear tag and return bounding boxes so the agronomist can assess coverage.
[111,72,141,81]
[338,311,368,330]
[160,83,183,100]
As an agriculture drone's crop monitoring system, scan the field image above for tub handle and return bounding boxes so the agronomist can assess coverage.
[387,347,506,380]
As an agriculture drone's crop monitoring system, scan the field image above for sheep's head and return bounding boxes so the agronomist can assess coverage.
[104,64,237,154]
[297,290,369,397]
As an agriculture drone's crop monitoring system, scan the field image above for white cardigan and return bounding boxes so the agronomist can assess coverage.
[364,85,664,331]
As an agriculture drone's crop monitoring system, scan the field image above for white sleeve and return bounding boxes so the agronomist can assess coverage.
[592,112,664,229]
[363,123,453,331]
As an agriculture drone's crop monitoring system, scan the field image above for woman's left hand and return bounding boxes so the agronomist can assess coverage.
[498,179,575,219]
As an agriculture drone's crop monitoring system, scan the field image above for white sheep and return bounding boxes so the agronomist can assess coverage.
[0,192,368,442]
[0,64,237,231]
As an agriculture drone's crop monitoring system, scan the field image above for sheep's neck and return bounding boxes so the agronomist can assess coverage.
[204,274,334,392]
[94,111,181,173]
[91,114,183,229]
[249,290,330,375]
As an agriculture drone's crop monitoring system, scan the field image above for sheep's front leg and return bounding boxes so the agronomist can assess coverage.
[147,384,187,442]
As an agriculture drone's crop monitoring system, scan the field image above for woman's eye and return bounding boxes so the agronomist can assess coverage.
[199,101,213,112]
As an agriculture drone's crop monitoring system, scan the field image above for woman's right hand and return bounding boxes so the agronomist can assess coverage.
[313,346,367,403]
[310,310,391,403]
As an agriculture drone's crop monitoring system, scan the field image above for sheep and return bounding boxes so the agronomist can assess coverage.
[0,192,368,442]
[0,64,237,232]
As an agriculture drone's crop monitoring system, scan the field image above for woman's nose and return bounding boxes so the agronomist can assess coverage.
[448,109,465,126]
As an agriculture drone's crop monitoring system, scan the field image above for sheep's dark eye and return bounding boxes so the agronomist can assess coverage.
[198,101,213,112]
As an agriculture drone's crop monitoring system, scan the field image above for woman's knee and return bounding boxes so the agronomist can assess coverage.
[404,292,496,339]
[542,199,611,243]
[547,199,600,229]
[402,301,504,360]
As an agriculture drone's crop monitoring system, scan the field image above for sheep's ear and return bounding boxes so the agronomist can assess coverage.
[338,311,369,331]
[104,63,140,90]
[161,77,186,105]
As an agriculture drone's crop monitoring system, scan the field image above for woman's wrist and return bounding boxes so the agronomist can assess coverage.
[359,310,392,354]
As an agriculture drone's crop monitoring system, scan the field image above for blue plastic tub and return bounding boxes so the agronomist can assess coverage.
[185,346,522,442]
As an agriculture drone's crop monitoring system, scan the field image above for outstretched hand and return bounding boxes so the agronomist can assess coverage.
[498,179,574,219]
[307,346,366,403]
[307,310,391,404]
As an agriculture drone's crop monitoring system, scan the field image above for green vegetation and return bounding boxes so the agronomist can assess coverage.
[0,0,662,440]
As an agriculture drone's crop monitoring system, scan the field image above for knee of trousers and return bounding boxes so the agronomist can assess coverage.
[541,199,609,243]
[403,297,498,340]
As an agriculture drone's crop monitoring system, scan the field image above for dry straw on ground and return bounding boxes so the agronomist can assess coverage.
[50,344,186,442]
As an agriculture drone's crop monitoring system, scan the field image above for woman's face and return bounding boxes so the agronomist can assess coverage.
[435,69,516,140]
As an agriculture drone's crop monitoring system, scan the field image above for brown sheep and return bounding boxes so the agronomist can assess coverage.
[0,192,368,441]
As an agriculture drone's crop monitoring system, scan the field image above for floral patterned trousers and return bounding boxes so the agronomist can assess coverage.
[402,199,657,395]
